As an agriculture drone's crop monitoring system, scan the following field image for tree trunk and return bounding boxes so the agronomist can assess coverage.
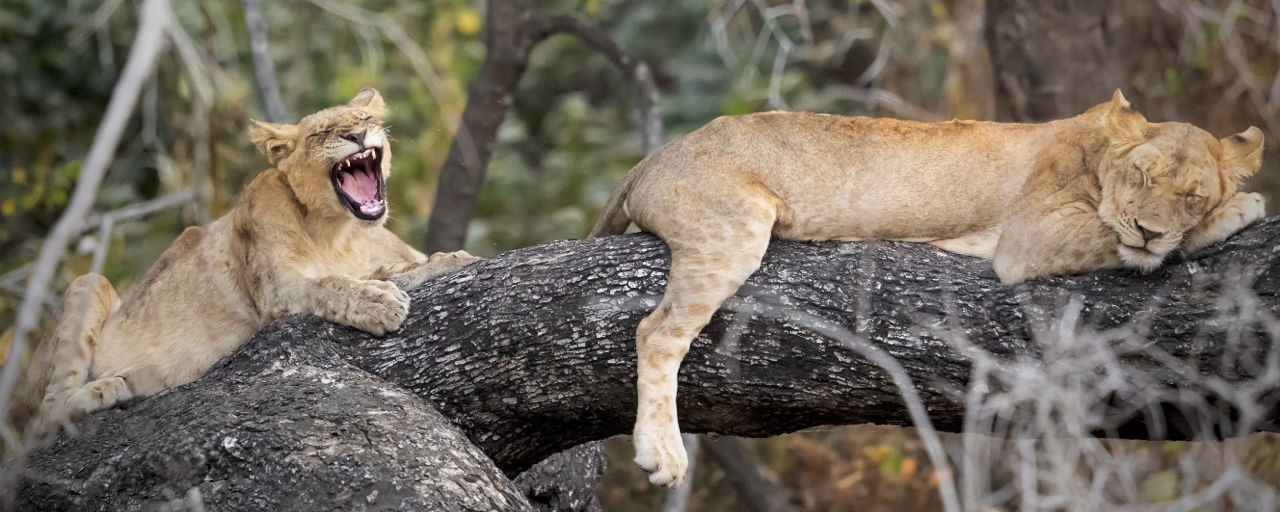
[984,0,1280,196]
[17,217,1280,508]
[985,0,1123,122]
[422,4,662,252]
[424,0,536,253]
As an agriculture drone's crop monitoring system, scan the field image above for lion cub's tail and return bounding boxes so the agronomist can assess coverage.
[588,167,641,238]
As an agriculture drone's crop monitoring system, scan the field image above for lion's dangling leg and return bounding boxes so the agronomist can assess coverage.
[633,206,776,486]
[18,273,122,440]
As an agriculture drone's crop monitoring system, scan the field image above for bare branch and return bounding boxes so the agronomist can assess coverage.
[0,0,172,436]
[81,188,198,230]
[531,15,664,154]
[240,0,290,123]
[82,188,201,274]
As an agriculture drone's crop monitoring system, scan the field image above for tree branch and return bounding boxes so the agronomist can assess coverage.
[424,5,661,251]
[365,217,1280,473]
[17,217,1280,508]
[531,15,664,153]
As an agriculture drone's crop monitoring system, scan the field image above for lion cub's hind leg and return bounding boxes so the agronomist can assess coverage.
[633,206,776,486]
[21,273,124,440]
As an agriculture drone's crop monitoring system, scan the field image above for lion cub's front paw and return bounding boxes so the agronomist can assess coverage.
[346,280,410,336]
[633,421,689,487]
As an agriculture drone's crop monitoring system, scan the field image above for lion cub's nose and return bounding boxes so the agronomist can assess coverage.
[1137,224,1163,243]
[341,130,366,146]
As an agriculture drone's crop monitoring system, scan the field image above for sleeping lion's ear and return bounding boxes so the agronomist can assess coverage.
[1220,126,1265,184]
[348,88,386,117]
[250,120,298,166]
[1102,89,1148,143]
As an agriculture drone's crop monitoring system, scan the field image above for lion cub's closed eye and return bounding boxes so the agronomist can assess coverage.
[9,88,480,442]
[589,89,1266,486]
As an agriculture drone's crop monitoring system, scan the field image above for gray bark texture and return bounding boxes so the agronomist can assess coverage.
[16,217,1280,510]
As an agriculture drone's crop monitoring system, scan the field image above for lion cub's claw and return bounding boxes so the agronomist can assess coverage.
[633,423,688,487]
[349,280,410,336]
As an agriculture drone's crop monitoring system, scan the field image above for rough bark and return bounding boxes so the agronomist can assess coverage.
[18,217,1280,508]
[15,321,532,511]
[513,443,605,512]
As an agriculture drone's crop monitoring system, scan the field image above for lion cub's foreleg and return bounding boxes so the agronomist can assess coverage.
[632,204,777,487]
[1182,192,1266,253]
[295,276,411,336]
[19,273,128,440]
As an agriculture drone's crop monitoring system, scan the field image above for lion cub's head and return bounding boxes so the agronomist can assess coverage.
[250,88,393,222]
[1094,90,1264,270]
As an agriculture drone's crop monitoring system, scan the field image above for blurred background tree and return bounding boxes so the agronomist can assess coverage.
[3,0,1279,510]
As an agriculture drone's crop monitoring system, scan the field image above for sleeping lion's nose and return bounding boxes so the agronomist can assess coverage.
[1137,224,1163,243]
[341,130,366,146]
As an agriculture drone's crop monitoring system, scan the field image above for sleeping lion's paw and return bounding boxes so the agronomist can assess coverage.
[425,250,481,275]
[1238,192,1267,225]
[633,420,688,487]
[346,280,410,336]
[388,251,482,290]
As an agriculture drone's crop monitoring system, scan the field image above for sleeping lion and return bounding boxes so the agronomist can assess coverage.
[10,89,476,440]
[590,90,1267,485]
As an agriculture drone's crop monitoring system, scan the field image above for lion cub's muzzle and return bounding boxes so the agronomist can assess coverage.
[332,146,386,221]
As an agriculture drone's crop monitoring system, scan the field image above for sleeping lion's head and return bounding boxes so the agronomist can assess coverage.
[250,88,393,222]
[1095,90,1264,270]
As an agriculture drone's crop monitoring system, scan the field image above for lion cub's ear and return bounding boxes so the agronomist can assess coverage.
[348,88,387,117]
[1220,126,1265,184]
[1102,89,1149,144]
[250,120,298,166]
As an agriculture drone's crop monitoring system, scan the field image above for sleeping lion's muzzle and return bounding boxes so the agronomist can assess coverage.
[332,146,385,220]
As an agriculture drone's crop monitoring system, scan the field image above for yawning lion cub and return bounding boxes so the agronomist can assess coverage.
[591,90,1266,486]
[11,89,476,440]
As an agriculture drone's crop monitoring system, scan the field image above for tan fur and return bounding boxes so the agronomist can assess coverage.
[591,90,1266,486]
[10,89,478,441]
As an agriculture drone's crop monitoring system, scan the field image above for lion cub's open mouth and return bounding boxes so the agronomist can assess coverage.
[332,147,385,220]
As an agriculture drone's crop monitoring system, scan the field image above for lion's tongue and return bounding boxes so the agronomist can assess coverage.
[340,169,380,214]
